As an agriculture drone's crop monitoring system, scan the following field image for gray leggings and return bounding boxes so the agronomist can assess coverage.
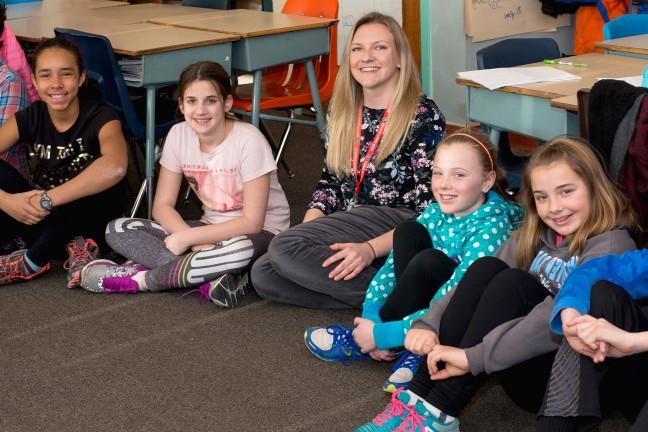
[106,218,273,291]
[250,205,415,309]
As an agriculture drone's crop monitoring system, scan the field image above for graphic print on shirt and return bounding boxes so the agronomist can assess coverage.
[32,137,93,186]
[183,164,242,212]
[529,250,579,296]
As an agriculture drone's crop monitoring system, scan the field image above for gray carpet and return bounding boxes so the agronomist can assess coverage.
[0,119,630,431]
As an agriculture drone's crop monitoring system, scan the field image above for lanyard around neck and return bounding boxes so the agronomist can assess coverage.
[352,104,391,198]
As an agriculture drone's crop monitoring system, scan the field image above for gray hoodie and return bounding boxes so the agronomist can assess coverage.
[411,228,636,375]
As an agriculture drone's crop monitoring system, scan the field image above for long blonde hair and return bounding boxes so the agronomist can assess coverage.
[515,137,638,269]
[325,12,422,177]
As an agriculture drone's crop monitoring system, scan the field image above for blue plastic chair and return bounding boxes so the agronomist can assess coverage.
[54,28,178,216]
[604,14,648,40]
[181,0,234,9]
[475,38,561,188]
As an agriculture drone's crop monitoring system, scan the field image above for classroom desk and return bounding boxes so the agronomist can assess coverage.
[595,34,648,59]
[456,53,648,142]
[150,9,336,138]
[13,18,237,218]
[6,0,124,20]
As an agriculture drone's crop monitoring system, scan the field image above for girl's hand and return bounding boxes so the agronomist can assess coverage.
[568,315,638,362]
[562,312,598,359]
[191,244,215,252]
[164,232,190,255]
[368,349,396,362]
[427,345,470,380]
[352,317,377,353]
[404,328,439,355]
[2,190,49,225]
[322,242,373,281]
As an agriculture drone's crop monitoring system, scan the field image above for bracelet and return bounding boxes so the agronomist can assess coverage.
[364,241,376,261]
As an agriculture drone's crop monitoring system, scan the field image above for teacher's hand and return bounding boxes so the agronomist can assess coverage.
[322,242,373,281]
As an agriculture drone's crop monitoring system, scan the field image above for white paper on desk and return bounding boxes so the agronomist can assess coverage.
[457,67,581,91]
[596,76,643,87]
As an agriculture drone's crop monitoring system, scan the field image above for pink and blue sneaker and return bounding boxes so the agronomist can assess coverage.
[354,388,412,432]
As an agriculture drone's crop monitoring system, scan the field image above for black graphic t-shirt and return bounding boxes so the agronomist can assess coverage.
[15,97,119,189]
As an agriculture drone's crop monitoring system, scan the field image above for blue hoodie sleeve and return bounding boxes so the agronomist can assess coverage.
[550,250,648,334]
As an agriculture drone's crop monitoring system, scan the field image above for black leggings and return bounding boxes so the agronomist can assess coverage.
[0,159,126,265]
[408,256,555,417]
[538,281,648,432]
[378,219,456,322]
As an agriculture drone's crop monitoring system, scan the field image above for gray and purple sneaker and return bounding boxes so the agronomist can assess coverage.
[80,259,147,293]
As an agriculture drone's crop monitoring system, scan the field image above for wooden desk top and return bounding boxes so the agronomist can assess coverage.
[11,14,238,56]
[150,9,336,38]
[456,53,648,111]
[104,26,238,56]
[78,3,221,24]
[595,34,648,56]
[7,0,124,20]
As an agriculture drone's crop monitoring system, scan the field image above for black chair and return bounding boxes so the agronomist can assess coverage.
[476,38,561,189]
[54,28,179,217]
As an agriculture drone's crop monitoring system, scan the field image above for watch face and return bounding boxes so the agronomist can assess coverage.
[40,193,52,211]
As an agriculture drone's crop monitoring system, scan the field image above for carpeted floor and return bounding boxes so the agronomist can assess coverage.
[0,118,630,431]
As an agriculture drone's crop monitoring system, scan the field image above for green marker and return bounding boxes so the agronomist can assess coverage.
[544,59,588,68]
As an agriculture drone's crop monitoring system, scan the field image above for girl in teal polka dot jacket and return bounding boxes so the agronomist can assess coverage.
[304,129,523,392]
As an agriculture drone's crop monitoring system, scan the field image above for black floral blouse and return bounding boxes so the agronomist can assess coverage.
[308,95,445,215]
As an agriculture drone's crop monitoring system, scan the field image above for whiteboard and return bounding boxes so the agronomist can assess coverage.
[465,0,569,42]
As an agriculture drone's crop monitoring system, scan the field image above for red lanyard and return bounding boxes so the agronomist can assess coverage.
[352,105,391,198]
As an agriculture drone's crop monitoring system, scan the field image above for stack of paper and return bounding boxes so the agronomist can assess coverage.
[457,66,581,90]
[118,58,143,83]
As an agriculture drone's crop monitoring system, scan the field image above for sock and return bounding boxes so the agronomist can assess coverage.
[131,270,148,292]
[404,391,456,424]
[23,252,43,273]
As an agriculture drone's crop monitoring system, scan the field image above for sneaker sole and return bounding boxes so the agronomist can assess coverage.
[209,272,249,308]
[67,270,81,289]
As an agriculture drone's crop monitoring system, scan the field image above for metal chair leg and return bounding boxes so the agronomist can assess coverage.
[259,119,294,177]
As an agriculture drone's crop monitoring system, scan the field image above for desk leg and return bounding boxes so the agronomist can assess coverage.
[145,86,157,220]
[305,60,326,140]
[251,69,263,128]
[489,128,501,148]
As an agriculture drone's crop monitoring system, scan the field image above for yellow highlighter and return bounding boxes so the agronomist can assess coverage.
[544,59,588,68]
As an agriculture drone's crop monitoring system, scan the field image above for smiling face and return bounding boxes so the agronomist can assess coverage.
[530,160,592,236]
[179,79,233,143]
[32,47,85,114]
[349,22,400,97]
[431,142,495,217]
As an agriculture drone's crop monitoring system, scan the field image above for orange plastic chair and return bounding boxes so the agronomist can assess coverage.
[232,0,338,176]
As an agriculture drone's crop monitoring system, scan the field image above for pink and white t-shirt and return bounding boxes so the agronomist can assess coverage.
[160,121,290,234]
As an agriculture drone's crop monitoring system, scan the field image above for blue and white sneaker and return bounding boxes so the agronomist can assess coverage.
[383,350,423,393]
[304,324,369,362]
[354,388,412,432]
[394,399,460,432]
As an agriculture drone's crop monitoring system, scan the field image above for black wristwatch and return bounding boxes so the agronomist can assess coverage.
[39,191,53,211]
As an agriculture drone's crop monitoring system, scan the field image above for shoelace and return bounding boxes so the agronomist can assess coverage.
[63,240,94,270]
[373,388,409,426]
[394,405,425,432]
[328,325,364,360]
[391,350,422,372]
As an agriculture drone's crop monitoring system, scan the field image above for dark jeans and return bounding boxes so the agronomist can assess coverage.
[538,281,648,432]
[408,256,555,417]
[0,159,126,265]
[379,219,456,322]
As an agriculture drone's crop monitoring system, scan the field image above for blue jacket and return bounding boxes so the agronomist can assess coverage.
[550,249,648,334]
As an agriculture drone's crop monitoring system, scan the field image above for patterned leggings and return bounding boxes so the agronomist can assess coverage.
[105,217,273,291]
